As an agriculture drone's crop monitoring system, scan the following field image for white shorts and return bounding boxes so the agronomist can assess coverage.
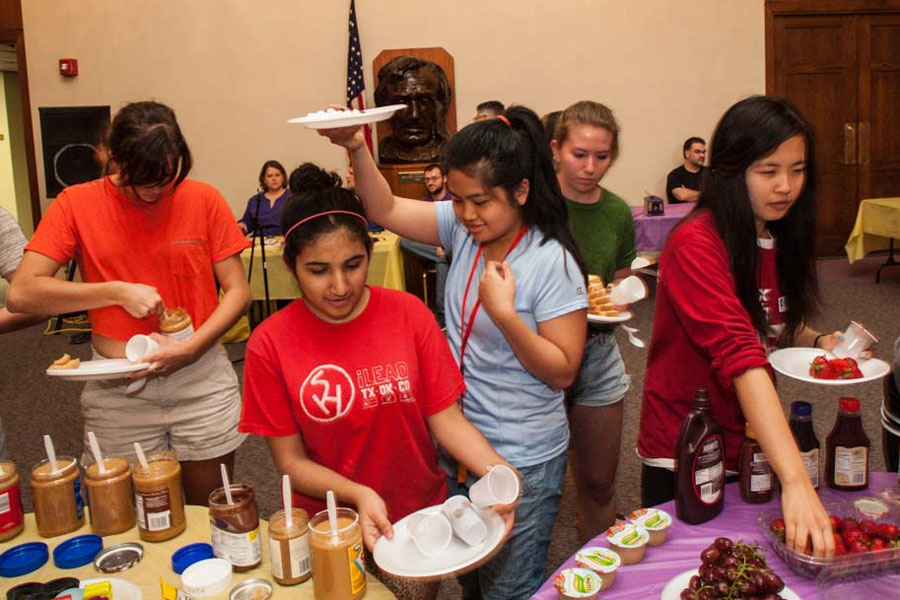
[80,344,245,463]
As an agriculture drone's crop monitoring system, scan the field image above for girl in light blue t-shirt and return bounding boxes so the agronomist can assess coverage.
[319,105,588,600]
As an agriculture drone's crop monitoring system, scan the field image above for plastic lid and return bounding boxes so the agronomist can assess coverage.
[791,401,812,417]
[172,542,214,574]
[839,397,861,412]
[229,579,274,600]
[53,534,103,569]
[0,541,49,577]
[93,542,144,573]
[181,558,233,597]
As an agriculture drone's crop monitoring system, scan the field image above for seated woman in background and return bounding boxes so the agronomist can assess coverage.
[239,168,515,600]
[238,159,289,236]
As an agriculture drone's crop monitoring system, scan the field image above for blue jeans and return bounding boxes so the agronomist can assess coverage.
[447,452,567,600]
[567,332,630,407]
[400,238,448,320]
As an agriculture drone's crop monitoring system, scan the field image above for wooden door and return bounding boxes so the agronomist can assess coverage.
[771,15,859,256]
[858,14,900,199]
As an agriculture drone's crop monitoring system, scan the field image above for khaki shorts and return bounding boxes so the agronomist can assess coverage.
[80,344,245,463]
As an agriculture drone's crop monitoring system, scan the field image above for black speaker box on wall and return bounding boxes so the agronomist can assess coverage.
[39,106,110,198]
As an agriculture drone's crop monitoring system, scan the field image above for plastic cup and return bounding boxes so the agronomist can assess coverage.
[608,276,648,305]
[441,495,487,546]
[125,335,159,362]
[469,464,519,508]
[406,512,452,556]
[832,321,878,359]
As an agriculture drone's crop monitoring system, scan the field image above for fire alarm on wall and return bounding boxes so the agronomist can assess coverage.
[59,58,78,77]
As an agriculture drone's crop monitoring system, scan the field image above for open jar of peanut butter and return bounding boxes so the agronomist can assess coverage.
[0,462,24,542]
[131,450,186,542]
[309,507,366,600]
[268,507,310,585]
[30,456,84,538]
[85,457,136,536]
[208,484,262,572]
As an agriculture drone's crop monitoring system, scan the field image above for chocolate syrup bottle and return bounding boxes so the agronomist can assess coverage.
[675,388,725,524]
[739,424,773,503]
[826,397,870,491]
[789,401,820,489]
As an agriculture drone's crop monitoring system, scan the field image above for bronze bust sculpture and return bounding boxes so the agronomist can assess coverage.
[374,56,451,164]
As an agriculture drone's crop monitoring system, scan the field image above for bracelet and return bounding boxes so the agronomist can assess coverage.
[813,333,825,349]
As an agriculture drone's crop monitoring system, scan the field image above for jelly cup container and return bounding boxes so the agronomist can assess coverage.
[628,507,672,547]
[605,523,649,565]
[573,546,621,590]
[757,493,900,579]
[553,567,602,599]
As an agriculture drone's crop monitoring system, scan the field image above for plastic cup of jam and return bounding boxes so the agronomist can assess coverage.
[605,523,649,564]
[573,547,621,590]
[553,567,602,599]
[208,484,262,572]
[0,461,24,542]
[30,456,84,538]
[84,457,136,536]
[267,508,311,585]
[309,507,366,600]
[627,508,672,546]
[131,450,186,542]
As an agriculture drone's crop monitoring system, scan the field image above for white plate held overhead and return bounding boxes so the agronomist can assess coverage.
[288,104,407,129]
[587,310,633,324]
[373,504,506,580]
[769,347,890,386]
[660,569,800,600]
[46,359,150,382]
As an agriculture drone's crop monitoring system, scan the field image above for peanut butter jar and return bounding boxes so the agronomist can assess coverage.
[309,507,366,600]
[31,456,84,538]
[208,484,262,572]
[268,508,311,585]
[131,450,186,542]
[0,462,24,542]
[85,457,136,536]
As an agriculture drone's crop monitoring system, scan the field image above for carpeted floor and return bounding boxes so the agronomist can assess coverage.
[0,255,896,598]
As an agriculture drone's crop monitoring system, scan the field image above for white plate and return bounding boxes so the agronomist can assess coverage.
[373,504,506,579]
[287,104,407,129]
[46,358,150,381]
[660,569,800,600]
[80,578,142,600]
[587,310,633,324]
[769,347,890,386]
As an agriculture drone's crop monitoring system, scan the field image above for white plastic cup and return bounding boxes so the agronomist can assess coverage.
[442,495,487,546]
[608,276,648,305]
[832,321,878,359]
[406,512,452,556]
[469,464,520,508]
[125,335,159,362]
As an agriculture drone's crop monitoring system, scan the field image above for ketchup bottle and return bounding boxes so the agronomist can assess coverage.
[739,424,773,503]
[675,388,725,524]
[789,401,820,489]
[825,397,870,491]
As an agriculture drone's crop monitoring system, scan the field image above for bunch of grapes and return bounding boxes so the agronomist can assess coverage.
[680,537,785,600]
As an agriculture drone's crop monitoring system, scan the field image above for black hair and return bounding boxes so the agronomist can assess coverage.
[258,160,287,190]
[107,101,192,189]
[423,163,444,176]
[683,136,706,155]
[541,111,562,146]
[443,105,588,280]
[476,101,505,116]
[289,162,342,194]
[280,164,373,271]
[697,95,818,343]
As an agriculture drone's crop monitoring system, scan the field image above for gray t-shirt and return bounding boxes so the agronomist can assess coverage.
[0,206,26,279]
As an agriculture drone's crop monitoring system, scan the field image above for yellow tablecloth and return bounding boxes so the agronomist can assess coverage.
[0,505,395,599]
[242,232,406,299]
[844,197,900,263]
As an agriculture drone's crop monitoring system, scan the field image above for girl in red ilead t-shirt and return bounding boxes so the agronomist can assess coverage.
[238,168,514,600]
[638,96,841,558]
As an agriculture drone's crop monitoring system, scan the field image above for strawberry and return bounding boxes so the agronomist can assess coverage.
[834,543,847,556]
[860,519,879,537]
[829,515,842,531]
[878,523,900,541]
[840,517,859,533]
[833,532,844,548]
[770,518,786,541]
[871,537,887,551]
[843,528,867,547]
[809,355,829,378]
[850,540,869,554]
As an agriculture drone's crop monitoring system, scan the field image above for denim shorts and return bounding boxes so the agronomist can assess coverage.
[567,331,630,407]
[446,451,567,600]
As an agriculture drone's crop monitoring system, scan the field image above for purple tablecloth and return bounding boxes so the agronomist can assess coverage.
[533,472,896,599]
[631,203,695,252]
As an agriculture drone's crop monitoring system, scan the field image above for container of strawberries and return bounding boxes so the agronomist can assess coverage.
[757,496,900,579]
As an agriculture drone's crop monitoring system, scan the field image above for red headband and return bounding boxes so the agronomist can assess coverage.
[497,115,511,127]
[283,210,369,240]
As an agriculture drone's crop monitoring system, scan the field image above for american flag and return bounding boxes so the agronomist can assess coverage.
[347,0,373,153]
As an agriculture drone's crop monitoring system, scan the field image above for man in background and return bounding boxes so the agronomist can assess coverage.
[666,136,706,203]
[473,100,505,122]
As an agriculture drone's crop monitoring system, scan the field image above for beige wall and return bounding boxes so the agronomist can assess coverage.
[23,0,765,217]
